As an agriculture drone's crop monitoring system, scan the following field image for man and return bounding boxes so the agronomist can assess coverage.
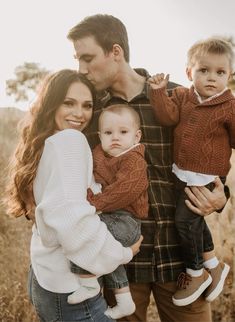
[67,14,228,322]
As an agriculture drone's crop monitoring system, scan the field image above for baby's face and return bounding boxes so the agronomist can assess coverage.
[187,53,231,100]
[99,111,141,157]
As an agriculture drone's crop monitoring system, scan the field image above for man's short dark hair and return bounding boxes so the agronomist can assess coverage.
[67,14,130,62]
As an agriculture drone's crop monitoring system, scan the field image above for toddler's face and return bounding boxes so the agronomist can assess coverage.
[187,53,231,100]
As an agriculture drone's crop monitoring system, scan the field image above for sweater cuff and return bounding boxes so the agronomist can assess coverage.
[146,82,166,99]
[150,87,167,99]
[123,247,133,264]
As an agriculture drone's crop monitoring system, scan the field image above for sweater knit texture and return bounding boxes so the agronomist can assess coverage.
[31,129,132,293]
[150,86,235,176]
[88,144,149,219]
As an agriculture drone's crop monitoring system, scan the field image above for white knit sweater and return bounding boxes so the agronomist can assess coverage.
[31,129,132,293]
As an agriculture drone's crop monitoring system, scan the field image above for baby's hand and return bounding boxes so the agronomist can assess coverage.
[87,188,94,202]
[148,73,169,90]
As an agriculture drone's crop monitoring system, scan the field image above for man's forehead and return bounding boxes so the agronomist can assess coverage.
[74,38,105,61]
[73,36,99,51]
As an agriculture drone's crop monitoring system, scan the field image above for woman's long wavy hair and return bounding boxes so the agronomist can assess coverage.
[4,69,96,218]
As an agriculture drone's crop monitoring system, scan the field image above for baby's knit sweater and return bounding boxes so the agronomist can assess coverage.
[150,86,235,176]
[88,144,149,218]
[31,129,132,293]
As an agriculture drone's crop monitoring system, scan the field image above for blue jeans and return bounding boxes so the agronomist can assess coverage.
[174,175,226,270]
[71,210,141,289]
[27,266,115,322]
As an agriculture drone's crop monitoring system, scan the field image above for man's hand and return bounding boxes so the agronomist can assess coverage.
[184,177,227,216]
[148,73,169,90]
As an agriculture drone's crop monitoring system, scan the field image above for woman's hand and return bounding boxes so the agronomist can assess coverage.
[130,235,143,256]
[184,177,227,216]
[25,198,36,223]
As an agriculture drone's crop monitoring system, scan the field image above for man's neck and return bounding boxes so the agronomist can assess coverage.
[109,66,146,102]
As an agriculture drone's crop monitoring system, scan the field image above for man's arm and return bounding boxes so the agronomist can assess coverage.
[184,177,228,216]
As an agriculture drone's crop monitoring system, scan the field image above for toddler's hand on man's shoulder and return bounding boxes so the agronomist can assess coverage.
[148,73,169,90]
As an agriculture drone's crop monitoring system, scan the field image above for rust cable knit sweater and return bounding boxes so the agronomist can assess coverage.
[87,143,149,219]
[150,86,235,176]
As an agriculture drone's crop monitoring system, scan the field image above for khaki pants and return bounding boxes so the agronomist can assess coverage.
[104,281,212,322]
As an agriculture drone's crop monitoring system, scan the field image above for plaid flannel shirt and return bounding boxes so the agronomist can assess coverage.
[84,69,184,283]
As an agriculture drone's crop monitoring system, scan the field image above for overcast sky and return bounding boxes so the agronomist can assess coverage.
[0,0,234,110]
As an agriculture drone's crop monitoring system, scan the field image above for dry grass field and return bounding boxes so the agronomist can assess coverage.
[0,108,38,322]
[0,107,234,322]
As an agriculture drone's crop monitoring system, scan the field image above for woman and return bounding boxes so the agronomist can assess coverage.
[5,69,142,322]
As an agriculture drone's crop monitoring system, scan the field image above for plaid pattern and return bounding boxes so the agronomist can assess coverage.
[84,69,184,283]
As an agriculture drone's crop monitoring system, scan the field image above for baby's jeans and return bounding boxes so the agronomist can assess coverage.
[71,210,141,289]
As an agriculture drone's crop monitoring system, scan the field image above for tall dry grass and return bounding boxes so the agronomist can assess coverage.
[206,151,235,322]
[0,108,38,321]
[146,154,235,321]
[0,108,234,322]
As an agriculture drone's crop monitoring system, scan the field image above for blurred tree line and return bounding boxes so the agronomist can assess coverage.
[6,62,49,102]
[227,36,235,91]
